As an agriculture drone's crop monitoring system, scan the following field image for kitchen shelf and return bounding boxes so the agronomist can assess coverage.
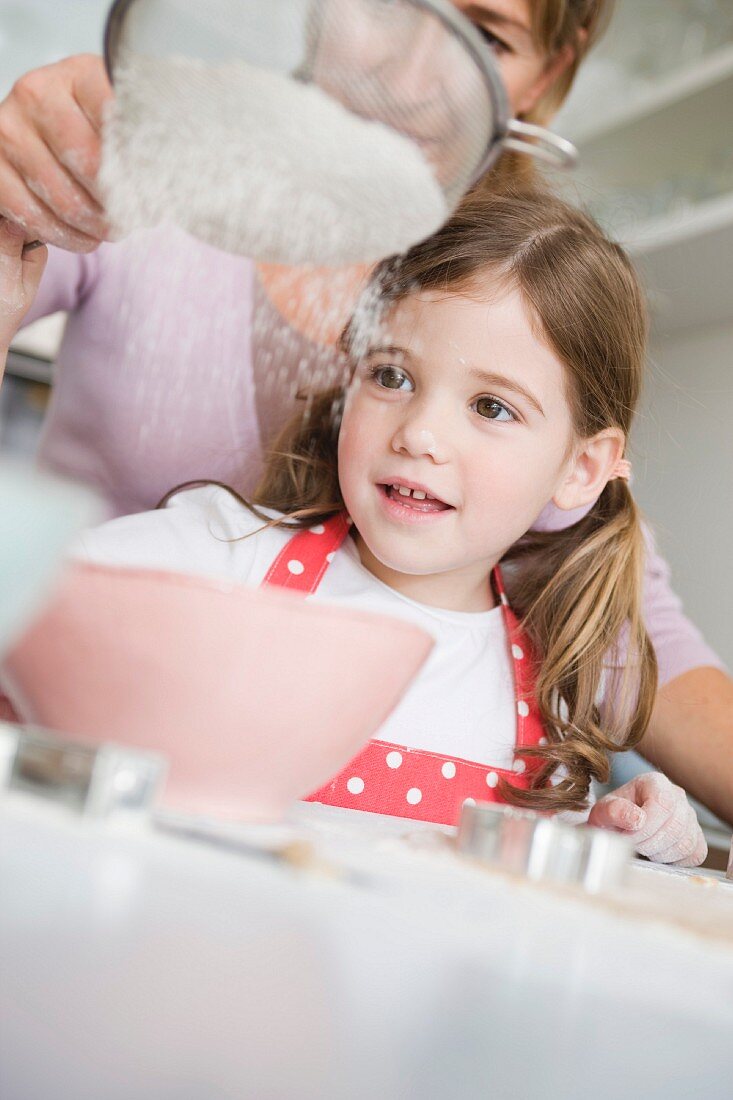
[624,188,733,254]
[572,65,733,199]
[560,18,733,337]
[567,41,733,145]
[623,191,733,334]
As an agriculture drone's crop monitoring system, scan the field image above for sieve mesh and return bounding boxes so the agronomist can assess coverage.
[106,0,499,199]
[101,0,567,263]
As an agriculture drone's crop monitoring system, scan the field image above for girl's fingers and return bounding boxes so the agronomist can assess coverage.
[589,775,706,868]
[644,806,707,867]
[588,795,645,832]
[634,804,702,864]
[651,835,707,868]
[674,833,709,869]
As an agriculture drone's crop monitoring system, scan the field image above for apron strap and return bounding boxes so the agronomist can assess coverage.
[493,565,545,753]
[261,512,351,596]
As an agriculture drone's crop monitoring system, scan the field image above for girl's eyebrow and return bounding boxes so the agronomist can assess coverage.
[461,5,534,47]
[468,367,546,417]
[365,344,408,357]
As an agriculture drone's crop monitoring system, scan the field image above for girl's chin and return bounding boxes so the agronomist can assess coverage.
[355,534,457,581]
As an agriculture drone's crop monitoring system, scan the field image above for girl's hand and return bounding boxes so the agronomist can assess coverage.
[588,772,707,867]
[0,217,47,350]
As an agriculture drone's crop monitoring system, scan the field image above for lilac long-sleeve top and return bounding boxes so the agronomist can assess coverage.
[22,229,723,687]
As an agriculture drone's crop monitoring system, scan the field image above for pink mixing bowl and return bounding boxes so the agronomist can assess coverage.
[2,562,432,820]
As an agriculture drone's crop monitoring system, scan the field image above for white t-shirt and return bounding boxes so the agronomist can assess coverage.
[74,485,518,768]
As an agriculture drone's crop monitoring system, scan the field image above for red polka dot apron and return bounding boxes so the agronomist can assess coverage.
[262,514,547,827]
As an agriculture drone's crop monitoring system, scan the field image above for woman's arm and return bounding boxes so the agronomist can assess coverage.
[636,529,731,824]
[639,666,733,828]
[587,527,729,862]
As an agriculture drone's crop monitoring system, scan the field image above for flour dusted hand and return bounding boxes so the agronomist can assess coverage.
[0,217,47,353]
[0,55,112,252]
[588,772,707,867]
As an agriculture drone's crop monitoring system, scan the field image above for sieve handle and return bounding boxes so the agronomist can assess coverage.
[502,119,578,170]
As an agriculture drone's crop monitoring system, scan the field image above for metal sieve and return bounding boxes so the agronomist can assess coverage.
[101,0,577,262]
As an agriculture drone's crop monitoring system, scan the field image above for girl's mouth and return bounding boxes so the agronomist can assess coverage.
[378,482,453,514]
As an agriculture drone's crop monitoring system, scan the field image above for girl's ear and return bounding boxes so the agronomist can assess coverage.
[552,428,625,512]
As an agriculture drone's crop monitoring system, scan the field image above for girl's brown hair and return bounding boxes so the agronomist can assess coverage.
[254,187,656,814]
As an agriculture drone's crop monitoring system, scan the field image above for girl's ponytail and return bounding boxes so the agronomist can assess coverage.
[500,478,657,812]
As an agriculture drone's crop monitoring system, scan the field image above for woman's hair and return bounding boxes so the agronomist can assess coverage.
[484,0,615,191]
[254,187,656,814]
[526,0,614,124]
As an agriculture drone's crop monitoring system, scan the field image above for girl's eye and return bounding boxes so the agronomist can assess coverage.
[475,27,511,55]
[473,396,515,422]
[370,365,413,391]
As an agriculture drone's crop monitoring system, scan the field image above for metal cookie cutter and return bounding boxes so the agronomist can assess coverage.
[0,721,165,822]
[457,802,632,895]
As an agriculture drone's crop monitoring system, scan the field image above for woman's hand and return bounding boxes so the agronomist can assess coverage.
[0,55,112,252]
[0,218,47,352]
[588,772,707,867]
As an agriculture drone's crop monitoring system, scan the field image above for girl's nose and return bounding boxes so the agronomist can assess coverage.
[391,409,449,463]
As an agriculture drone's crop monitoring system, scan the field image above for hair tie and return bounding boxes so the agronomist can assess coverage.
[611,458,632,482]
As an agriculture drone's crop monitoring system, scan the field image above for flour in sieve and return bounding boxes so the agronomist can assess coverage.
[100,55,448,266]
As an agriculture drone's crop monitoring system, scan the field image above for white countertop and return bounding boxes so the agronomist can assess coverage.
[1,793,732,1100]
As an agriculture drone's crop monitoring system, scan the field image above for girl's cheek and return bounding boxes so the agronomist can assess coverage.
[337,406,369,494]
[338,405,363,456]
[339,379,367,437]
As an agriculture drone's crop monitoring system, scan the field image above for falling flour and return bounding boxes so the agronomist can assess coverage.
[100,54,448,266]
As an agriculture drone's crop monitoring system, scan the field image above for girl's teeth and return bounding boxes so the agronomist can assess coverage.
[389,484,440,503]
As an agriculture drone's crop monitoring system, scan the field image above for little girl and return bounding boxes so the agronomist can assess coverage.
[72,188,660,828]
